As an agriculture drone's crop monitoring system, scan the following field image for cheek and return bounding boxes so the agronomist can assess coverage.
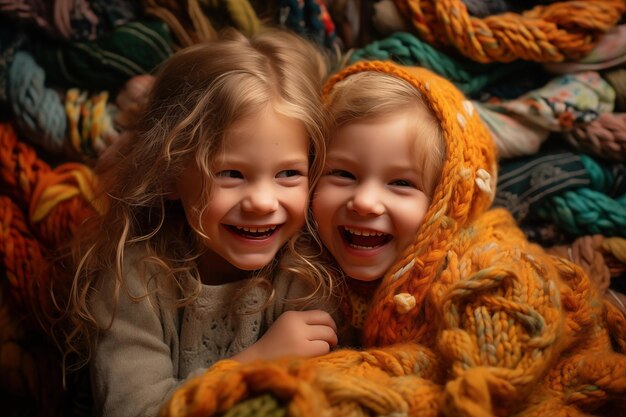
[311,187,342,238]
[395,199,429,245]
[312,188,333,223]
[194,189,233,230]
[286,186,310,220]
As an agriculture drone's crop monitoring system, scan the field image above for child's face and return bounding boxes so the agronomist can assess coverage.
[177,108,310,275]
[312,113,430,282]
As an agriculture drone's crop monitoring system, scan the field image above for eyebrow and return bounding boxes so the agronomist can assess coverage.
[327,154,417,173]
[216,156,309,166]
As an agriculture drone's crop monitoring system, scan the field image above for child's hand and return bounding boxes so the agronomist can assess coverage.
[233,310,338,363]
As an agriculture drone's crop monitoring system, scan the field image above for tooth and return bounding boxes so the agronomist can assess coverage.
[345,227,387,237]
[351,244,375,249]
[235,226,278,233]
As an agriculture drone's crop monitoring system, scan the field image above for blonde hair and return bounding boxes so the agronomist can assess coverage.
[60,28,333,368]
[325,71,444,196]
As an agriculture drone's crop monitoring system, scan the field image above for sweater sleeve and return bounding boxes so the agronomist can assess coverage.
[90,264,182,417]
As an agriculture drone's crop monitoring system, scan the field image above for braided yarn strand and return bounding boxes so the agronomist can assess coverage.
[0,195,48,315]
[391,0,626,63]
[29,163,105,249]
[563,113,626,161]
[348,32,532,95]
[8,51,66,154]
[0,123,51,210]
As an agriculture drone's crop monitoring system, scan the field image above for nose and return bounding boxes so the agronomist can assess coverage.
[347,182,385,216]
[241,180,279,214]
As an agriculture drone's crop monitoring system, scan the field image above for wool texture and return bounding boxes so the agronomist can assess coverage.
[160,62,626,417]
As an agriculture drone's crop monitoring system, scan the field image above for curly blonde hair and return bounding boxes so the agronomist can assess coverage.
[60,28,334,368]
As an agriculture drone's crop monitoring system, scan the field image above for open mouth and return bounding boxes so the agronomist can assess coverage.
[226,225,280,239]
[340,226,392,249]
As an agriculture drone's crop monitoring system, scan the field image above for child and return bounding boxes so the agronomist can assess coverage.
[160,61,626,417]
[312,63,445,342]
[63,29,340,417]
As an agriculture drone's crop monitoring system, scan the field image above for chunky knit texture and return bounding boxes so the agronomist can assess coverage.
[391,0,626,63]
[160,62,626,417]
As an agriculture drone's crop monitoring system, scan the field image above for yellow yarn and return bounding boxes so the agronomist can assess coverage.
[65,89,116,157]
[603,237,626,264]
[29,163,106,223]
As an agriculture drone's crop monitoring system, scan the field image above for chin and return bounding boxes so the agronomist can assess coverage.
[231,257,275,272]
[343,267,385,282]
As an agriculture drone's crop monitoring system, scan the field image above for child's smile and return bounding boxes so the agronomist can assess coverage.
[339,226,392,250]
[225,224,282,240]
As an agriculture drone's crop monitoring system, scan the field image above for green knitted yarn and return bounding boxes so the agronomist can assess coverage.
[347,32,529,95]
[580,154,614,191]
[537,188,626,237]
[32,20,173,91]
[222,394,286,417]
[536,154,626,237]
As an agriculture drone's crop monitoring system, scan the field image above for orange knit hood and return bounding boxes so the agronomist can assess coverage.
[323,61,498,346]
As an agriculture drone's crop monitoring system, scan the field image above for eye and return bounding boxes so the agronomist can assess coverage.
[216,170,243,179]
[390,179,416,188]
[276,169,303,178]
[327,169,355,179]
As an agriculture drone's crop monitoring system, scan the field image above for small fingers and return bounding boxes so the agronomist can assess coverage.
[307,324,338,348]
[303,339,333,357]
[302,309,337,332]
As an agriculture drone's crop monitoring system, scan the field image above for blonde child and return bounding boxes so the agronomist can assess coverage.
[160,62,626,417]
[313,63,445,341]
[63,29,340,417]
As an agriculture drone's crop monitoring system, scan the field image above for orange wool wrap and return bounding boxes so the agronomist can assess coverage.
[160,62,626,417]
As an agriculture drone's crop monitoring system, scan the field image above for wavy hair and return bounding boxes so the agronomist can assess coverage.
[59,28,333,369]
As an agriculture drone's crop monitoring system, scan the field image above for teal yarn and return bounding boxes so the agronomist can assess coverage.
[347,32,530,95]
[579,154,614,192]
[536,188,626,237]
[8,51,66,154]
[537,154,626,237]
